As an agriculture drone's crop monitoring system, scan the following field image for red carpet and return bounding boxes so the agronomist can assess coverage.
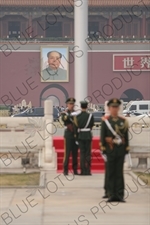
[53,137,105,173]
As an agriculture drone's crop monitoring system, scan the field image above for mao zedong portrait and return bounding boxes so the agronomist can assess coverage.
[41,51,68,82]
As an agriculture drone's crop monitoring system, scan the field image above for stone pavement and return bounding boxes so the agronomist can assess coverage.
[0,171,149,225]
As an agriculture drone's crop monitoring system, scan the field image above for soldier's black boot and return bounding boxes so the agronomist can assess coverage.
[118,198,126,203]
[86,172,92,176]
[107,196,119,202]
[102,194,108,199]
[117,195,126,203]
[85,168,92,176]
[63,171,68,176]
[80,169,86,175]
[73,171,79,175]
[102,191,108,198]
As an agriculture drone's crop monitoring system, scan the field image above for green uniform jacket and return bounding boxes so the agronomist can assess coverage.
[100,115,130,154]
[74,111,94,140]
[61,110,76,139]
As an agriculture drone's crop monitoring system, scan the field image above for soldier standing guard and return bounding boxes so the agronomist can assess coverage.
[61,98,79,176]
[74,101,94,175]
[100,98,130,202]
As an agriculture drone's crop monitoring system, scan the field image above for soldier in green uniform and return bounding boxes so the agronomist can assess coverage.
[100,98,130,202]
[61,98,79,176]
[74,101,94,175]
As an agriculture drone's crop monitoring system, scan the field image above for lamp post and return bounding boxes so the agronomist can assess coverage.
[74,0,88,107]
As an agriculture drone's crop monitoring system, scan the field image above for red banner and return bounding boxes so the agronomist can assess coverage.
[113,54,150,71]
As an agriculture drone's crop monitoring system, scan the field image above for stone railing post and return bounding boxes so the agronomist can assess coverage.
[44,100,53,163]
[41,100,57,171]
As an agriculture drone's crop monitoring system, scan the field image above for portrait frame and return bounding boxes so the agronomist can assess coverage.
[40,46,69,83]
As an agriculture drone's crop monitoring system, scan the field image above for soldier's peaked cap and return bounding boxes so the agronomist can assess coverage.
[65,98,76,104]
[107,98,121,107]
[80,101,88,107]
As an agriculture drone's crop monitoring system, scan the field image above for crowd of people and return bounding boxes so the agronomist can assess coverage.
[9,105,30,116]
[54,106,65,112]
[61,97,130,203]
[9,102,103,117]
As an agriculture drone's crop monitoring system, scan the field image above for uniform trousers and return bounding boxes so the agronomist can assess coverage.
[106,145,126,199]
[78,140,91,175]
[63,138,78,173]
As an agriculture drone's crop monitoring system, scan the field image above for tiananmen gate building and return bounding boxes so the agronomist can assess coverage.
[0,0,150,106]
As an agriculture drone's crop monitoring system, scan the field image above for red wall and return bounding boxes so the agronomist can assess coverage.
[0,51,150,107]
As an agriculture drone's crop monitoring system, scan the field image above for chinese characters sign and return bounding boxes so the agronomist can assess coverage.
[113,54,150,71]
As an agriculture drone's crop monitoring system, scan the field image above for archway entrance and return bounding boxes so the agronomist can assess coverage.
[41,95,60,107]
[120,88,144,102]
[40,84,69,107]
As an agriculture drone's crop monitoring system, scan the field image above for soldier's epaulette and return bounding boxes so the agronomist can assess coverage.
[101,115,110,121]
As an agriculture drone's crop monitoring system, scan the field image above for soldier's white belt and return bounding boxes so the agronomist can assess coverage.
[78,128,91,132]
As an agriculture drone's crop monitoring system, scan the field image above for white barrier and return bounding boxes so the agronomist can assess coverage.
[0,101,150,170]
[0,100,57,170]
[127,116,150,168]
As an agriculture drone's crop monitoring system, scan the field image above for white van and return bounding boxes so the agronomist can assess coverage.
[123,101,150,115]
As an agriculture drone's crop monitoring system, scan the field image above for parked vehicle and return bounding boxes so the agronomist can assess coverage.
[136,114,150,119]
[92,111,105,123]
[12,107,60,121]
[123,101,150,115]
[123,112,142,117]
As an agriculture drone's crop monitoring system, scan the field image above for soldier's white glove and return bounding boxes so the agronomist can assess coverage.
[102,154,107,162]
[71,111,81,116]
